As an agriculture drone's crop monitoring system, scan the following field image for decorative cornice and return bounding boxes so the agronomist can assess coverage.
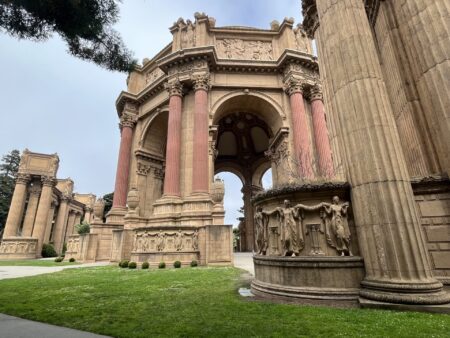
[193,73,210,91]
[165,80,184,97]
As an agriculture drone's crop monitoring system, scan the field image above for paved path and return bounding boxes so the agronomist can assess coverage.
[0,262,110,280]
[233,252,254,275]
[0,314,110,338]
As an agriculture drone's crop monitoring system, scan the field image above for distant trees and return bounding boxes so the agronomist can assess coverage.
[0,149,21,236]
[0,0,136,72]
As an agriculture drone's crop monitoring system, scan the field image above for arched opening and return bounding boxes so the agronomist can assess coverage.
[214,172,243,252]
[213,94,283,251]
[261,168,273,190]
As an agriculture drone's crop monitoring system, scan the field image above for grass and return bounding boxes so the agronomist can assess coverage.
[0,266,448,337]
[0,259,80,267]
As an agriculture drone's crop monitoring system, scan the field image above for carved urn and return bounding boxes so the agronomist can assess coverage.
[211,178,225,203]
[93,198,105,221]
[127,188,140,211]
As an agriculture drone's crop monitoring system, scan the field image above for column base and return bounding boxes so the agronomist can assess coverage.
[360,279,450,305]
[106,207,127,225]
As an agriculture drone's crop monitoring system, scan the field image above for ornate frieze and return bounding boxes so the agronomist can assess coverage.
[216,39,273,61]
[167,60,209,78]
[0,239,37,254]
[255,196,353,257]
[145,68,165,84]
[132,229,200,253]
[66,236,80,253]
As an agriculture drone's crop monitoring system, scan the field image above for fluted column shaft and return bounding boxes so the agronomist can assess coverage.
[192,76,210,194]
[391,0,450,175]
[21,184,41,237]
[32,177,55,256]
[112,116,135,208]
[313,0,448,304]
[163,82,183,197]
[52,197,70,254]
[3,174,30,237]
[287,86,314,178]
[65,212,76,241]
[43,204,56,243]
[310,88,334,178]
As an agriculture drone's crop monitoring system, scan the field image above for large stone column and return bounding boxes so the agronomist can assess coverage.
[52,196,70,254]
[285,80,314,179]
[192,75,210,194]
[65,211,76,240]
[305,0,449,304]
[310,85,334,178]
[21,183,41,237]
[112,114,136,208]
[43,202,57,243]
[32,176,55,256]
[163,81,183,197]
[3,173,30,237]
[391,0,450,176]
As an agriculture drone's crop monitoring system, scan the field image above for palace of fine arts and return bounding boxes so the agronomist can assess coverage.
[0,0,449,337]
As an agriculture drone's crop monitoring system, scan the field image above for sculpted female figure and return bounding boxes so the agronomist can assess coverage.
[323,196,352,256]
[266,200,304,256]
[254,206,269,255]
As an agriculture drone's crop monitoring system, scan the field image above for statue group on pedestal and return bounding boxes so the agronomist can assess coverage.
[254,196,352,257]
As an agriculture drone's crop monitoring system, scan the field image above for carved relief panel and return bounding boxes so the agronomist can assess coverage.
[216,39,274,61]
[132,229,200,253]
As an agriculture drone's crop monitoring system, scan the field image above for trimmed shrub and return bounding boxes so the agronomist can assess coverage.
[54,257,63,262]
[141,262,149,269]
[62,242,67,257]
[190,260,198,267]
[41,243,57,258]
[173,261,181,268]
[120,260,129,268]
[128,262,137,269]
[69,257,76,262]
[75,221,90,235]
[158,262,166,269]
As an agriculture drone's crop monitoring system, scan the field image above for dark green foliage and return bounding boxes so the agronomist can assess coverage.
[0,0,136,72]
[41,243,57,258]
[141,262,149,269]
[62,242,67,257]
[75,221,90,235]
[54,257,63,262]
[0,149,20,236]
[158,262,165,269]
[128,262,137,269]
[119,260,129,268]
[173,261,181,268]
[69,258,75,263]
[190,260,198,267]
[102,192,113,222]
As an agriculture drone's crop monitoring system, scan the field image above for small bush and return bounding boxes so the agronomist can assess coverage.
[69,257,76,262]
[41,243,57,258]
[120,260,129,268]
[128,262,137,269]
[75,221,90,235]
[190,260,198,267]
[62,242,67,257]
[173,261,181,268]
[158,262,166,269]
[54,257,63,262]
[141,262,149,269]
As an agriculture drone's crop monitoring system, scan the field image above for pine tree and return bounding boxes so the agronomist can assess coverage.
[0,149,21,235]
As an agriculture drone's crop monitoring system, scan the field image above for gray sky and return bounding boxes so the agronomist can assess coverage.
[0,0,300,226]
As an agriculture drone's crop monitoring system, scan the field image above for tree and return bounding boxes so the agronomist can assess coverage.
[0,149,21,236]
[0,0,136,72]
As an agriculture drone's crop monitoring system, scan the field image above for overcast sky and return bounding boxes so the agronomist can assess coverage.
[0,0,301,226]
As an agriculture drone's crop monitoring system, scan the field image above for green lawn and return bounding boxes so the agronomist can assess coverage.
[0,266,448,338]
[0,259,80,267]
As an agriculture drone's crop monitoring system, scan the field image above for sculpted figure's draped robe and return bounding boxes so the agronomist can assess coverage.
[276,207,304,255]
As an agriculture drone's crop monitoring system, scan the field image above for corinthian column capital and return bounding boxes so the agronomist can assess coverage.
[310,84,323,102]
[16,173,31,184]
[41,176,56,187]
[120,113,137,129]
[193,73,210,92]
[284,77,305,96]
[165,80,184,97]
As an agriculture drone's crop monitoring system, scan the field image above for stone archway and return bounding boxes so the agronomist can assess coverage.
[213,94,282,251]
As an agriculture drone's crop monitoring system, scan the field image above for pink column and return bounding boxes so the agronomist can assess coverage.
[192,75,210,193]
[310,86,334,178]
[112,115,136,208]
[163,82,183,197]
[287,81,314,178]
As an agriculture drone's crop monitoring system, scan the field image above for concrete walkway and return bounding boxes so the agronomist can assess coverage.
[233,252,254,275]
[0,262,110,280]
[0,314,110,338]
